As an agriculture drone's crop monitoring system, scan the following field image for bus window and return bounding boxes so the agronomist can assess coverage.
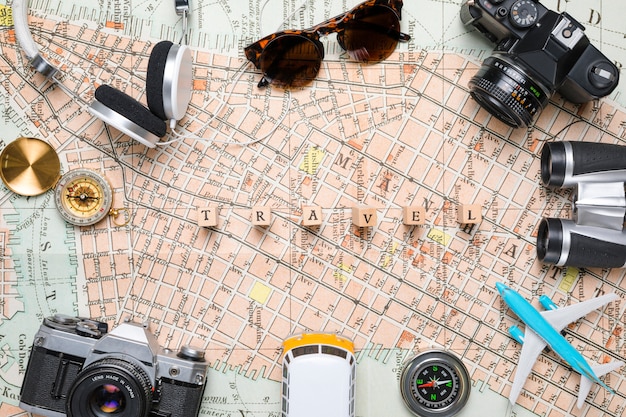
[282,333,356,417]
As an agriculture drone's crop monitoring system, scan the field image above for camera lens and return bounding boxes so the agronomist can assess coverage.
[67,358,153,417]
[469,55,550,128]
[92,384,125,413]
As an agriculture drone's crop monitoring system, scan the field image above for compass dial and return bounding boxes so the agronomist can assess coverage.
[400,350,470,417]
[54,168,113,226]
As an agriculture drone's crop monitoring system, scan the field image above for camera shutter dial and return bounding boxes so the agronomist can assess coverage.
[509,0,539,28]
[178,344,206,361]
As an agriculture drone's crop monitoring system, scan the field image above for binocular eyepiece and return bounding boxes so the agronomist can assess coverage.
[538,141,626,268]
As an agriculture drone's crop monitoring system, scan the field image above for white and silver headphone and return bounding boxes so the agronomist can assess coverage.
[12,0,193,148]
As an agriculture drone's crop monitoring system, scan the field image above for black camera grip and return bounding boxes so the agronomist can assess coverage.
[19,346,84,413]
[155,378,205,417]
[541,141,626,187]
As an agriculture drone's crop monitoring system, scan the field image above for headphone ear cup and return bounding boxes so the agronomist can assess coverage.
[146,40,193,122]
[88,85,167,148]
[146,41,172,121]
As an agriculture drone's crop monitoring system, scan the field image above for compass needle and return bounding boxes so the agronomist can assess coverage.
[401,351,470,417]
[55,168,115,226]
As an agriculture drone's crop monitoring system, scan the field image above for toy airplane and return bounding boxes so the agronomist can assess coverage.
[496,282,624,408]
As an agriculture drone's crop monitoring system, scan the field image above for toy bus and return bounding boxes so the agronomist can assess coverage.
[281,332,356,417]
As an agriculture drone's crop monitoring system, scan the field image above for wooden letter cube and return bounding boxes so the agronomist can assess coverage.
[457,204,482,224]
[197,206,219,228]
[352,206,377,228]
[302,206,323,226]
[402,206,426,226]
[252,206,272,226]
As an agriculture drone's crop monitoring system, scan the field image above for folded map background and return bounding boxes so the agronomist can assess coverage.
[0,1,625,416]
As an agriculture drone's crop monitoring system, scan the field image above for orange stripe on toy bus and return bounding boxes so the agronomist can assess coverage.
[282,332,354,356]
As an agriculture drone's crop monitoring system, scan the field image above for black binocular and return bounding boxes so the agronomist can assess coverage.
[538,141,626,268]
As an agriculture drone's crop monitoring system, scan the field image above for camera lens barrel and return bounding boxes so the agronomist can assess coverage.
[67,358,153,417]
[468,56,550,128]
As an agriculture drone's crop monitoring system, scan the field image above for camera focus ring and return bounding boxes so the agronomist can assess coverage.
[468,56,550,128]
[67,357,153,417]
[471,77,529,124]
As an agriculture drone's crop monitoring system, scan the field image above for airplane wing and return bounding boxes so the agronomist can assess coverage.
[509,292,619,405]
[539,293,618,333]
[509,328,547,405]
[578,361,625,408]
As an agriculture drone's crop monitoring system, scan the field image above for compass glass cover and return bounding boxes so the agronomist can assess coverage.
[400,350,470,417]
[55,169,113,226]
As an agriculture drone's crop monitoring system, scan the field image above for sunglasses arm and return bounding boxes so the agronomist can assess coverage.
[315,20,410,42]
[398,32,411,42]
[310,7,410,41]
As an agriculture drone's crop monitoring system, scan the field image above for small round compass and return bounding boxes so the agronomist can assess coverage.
[0,137,60,196]
[400,350,471,417]
[54,168,114,226]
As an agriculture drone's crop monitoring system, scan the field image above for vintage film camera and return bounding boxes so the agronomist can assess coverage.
[460,0,619,128]
[537,141,626,268]
[19,314,208,417]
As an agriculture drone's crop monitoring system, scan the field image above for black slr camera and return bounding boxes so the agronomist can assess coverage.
[460,0,619,128]
[20,314,208,417]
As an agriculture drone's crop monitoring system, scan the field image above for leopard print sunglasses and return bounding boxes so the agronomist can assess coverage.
[245,0,411,88]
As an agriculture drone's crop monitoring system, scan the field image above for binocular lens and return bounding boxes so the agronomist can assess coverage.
[538,218,626,268]
[536,218,563,264]
[540,142,567,187]
[468,56,549,128]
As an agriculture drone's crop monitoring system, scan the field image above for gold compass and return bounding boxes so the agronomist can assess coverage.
[0,137,61,196]
[54,168,129,226]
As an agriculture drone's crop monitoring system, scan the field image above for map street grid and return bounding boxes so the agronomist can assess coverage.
[0,0,625,416]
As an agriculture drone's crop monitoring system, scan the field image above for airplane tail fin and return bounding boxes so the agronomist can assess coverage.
[577,361,625,408]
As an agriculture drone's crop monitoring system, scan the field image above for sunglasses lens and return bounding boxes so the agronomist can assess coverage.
[259,35,323,87]
[342,6,400,62]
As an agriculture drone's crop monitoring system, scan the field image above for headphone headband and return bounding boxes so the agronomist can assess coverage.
[12,0,59,78]
[175,0,190,15]
[12,0,194,148]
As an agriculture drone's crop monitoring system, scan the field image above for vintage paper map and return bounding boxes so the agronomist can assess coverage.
[0,0,625,416]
